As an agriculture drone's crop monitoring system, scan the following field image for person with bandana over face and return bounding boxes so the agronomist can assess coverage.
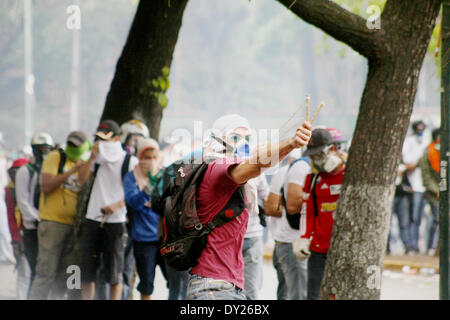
[28,131,90,300]
[78,120,138,300]
[119,119,150,300]
[15,132,54,297]
[123,138,163,300]
[186,114,312,300]
[292,128,346,300]
[402,120,429,254]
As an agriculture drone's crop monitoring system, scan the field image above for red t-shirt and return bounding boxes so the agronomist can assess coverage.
[300,166,345,254]
[189,158,249,289]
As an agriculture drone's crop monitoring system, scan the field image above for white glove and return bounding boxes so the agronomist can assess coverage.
[293,238,311,260]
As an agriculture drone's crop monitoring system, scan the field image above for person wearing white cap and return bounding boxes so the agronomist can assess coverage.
[186,114,312,300]
[15,132,54,297]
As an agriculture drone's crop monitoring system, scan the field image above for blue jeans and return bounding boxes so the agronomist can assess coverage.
[166,264,189,300]
[23,228,38,298]
[307,251,327,300]
[242,236,263,300]
[409,192,427,252]
[121,235,135,299]
[387,194,411,253]
[186,274,247,300]
[272,243,287,300]
[273,241,307,300]
[425,197,439,250]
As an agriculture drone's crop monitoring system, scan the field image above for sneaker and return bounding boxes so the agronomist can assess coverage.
[427,249,436,256]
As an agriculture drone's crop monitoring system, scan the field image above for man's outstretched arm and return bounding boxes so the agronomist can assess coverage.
[230,121,312,185]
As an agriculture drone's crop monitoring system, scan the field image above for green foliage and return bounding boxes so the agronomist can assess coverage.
[140,66,171,108]
[321,1,440,74]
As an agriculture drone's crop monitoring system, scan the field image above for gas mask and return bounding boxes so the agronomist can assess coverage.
[323,153,343,173]
[124,134,143,156]
[65,141,90,162]
[311,146,342,173]
[139,159,158,173]
[32,145,52,165]
[234,141,251,159]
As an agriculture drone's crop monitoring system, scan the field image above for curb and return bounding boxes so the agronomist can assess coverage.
[263,251,439,273]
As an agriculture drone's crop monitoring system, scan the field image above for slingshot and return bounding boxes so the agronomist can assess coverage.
[280,94,325,138]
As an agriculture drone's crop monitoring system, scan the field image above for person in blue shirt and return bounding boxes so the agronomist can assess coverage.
[123,137,163,300]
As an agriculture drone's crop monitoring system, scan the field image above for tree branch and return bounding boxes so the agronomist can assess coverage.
[277,0,384,60]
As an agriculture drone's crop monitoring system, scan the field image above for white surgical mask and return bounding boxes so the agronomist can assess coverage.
[324,154,343,173]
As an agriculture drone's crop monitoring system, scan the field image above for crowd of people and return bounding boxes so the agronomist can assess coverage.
[388,120,440,257]
[0,115,440,300]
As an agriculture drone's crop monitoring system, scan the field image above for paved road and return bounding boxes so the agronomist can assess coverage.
[0,259,439,300]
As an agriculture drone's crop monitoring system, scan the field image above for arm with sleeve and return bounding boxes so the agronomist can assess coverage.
[257,175,270,203]
[15,166,39,225]
[419,150,439,198]
[300,174,315,239]
[123,173,151,214]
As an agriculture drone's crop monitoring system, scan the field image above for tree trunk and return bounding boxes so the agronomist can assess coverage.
[277,0,441,299]
[319,1,440,300]
[101,0,189,140]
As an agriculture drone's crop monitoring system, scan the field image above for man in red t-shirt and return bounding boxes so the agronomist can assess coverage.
[292,128,346,300]
[186,114,312,300]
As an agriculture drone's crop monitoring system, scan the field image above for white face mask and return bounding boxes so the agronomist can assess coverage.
[98,140,123,163]
[324,154,343,173]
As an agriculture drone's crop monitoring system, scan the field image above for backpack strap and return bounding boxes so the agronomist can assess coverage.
[25,163,37,194]
[204,186,246,233]
[280,157,310,209]
[310,173,320,217]
[57,148,67,175]
[121,153,132,182]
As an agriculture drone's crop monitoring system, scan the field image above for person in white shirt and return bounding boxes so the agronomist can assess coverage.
[402,120,429,254]
[15,132,53,296]
[243,174,269,300]
[264,149,309,300]
[78,120,138,300]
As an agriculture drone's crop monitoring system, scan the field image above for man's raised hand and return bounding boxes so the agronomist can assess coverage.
[292,121,312,149]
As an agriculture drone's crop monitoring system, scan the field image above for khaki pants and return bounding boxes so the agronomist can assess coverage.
[29,220,79,300]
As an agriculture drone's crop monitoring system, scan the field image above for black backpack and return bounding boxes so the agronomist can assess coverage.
[26,148,67,209]
[153,158,246,271]
[280,157,319,230]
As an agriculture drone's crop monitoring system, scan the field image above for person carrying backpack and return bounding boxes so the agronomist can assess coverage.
[15,132,53,296]
[292,128,346,300]
[29,131,90,300]
[78,120,138,300]
[263,147,312,300]
[177,114,312,300]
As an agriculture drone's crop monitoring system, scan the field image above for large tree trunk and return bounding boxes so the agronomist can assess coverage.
[101,0,189,140]
[278,0,441,299]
